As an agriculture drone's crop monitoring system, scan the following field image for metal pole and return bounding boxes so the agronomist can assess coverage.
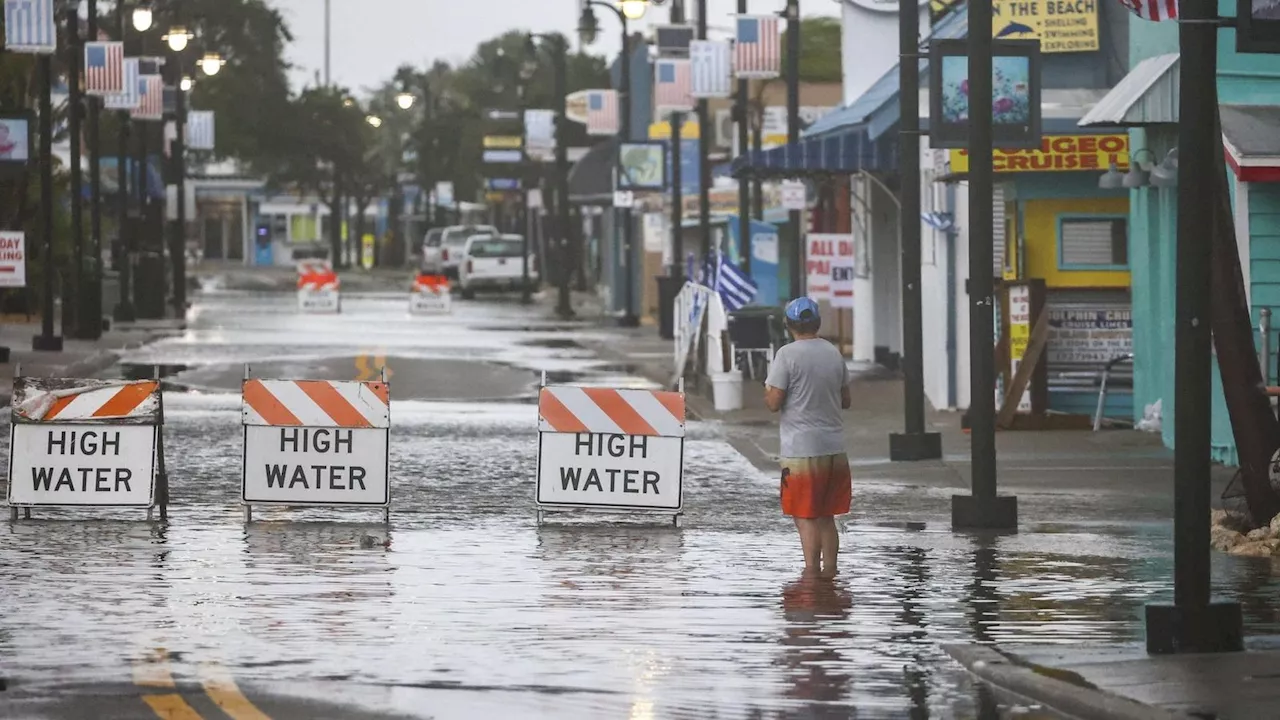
[67,7,84,339]
[113,0,135,323]
[173,54,187,317]
[520,113,532,304]
[324,0,331,87]
[952,0,1015,530]
[85,0,104,340]
[785,0,801,299]
[697,0,712,271]
[1261,308,1273,387]
[671,111,684,283]
[752,117,763,220]
[736,0,750,274]
[619,17,639,327]
[889,0,941,461]
[33,55,62,352]
[553,37,573,319]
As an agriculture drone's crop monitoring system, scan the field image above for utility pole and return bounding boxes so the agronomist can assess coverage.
[736,0,750,273]
[670,0,686,287]
[172,53,188,317]
[952,0,1016,530]
[66,7,84,339]
[113,0,136,323]
[889,0,941,461]
[1143,0,1242,655]
[618,19,638,327]
[33,53,61,352]
[697,0,712,273]
[552,36,573,319]
[84,0,104,339]
[785,0,801,299]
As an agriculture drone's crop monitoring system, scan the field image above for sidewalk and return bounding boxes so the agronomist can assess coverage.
[0,317,182,402]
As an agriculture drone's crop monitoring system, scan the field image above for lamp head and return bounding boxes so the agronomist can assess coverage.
[1098,162,1124,190]
[578,6,600,45]
[1150,147,1179,187]
[164,26,193,52]
[619,0,648,20]
[199,53,225,76]
[366,115,383,128]
[132,2,153,32]
[396,92,416,110]
[179,76,193,92]
[1121,163,1150,188]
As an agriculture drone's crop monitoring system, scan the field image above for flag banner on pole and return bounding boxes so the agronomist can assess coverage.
[655,24,695,57]
[4,0,56,54]
[85,41,125,95]
[654,59,694,113]
[734,15,781,79]
[712,253,757,311]
[523,109,555,160]
[1116,0,1178,20]
[186,110,215,150]
[585,89,619,136]
[690,40,732,99]
[103,57,141,109]
[131,75,164,121]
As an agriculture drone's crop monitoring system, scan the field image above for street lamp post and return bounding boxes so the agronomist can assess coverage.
[33,51,61,352]
[83,0,104,340]
[65,6,85,340]
[581,0,645,328]
[114,0,138,324]
[530,33,573,319]
[166,24,194,320]
[785,0,801,300]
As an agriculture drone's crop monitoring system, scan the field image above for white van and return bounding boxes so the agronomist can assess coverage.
[458,234,538,299]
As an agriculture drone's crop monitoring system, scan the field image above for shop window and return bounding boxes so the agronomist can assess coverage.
[1058,216,1128,269]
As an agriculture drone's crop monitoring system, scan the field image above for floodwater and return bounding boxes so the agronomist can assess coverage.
[2,290,1279,719]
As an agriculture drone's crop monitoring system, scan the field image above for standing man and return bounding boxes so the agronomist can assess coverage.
[764,297,853,579]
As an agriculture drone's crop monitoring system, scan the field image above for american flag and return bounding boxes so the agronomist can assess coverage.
[654,59,693,113]
[690,40,732,99]
[734,15,781,79]
[585,89,618,136]
[186,110,215,150]
[131,75,164,121]
[1117,0,1177,20]
[4,0,56,54]
[103,57,140,109]
[85,41,125,96]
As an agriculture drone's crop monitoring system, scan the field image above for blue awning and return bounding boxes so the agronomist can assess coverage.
[730,128,891,179]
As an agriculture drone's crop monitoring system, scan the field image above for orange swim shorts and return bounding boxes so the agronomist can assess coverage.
[780,453,852,519]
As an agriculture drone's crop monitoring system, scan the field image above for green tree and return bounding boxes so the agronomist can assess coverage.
[787,16,843,84]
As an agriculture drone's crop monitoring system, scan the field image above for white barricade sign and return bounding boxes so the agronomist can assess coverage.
[298,278,341,313]
[241,377,390,516]
[409,276,452,314]
[535,386,685,515]
[7,378,162,510]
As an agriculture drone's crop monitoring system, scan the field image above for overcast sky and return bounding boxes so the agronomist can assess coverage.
[270,0,840,94]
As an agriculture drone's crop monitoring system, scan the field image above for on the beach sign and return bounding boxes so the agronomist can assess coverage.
[993,0,1099,53]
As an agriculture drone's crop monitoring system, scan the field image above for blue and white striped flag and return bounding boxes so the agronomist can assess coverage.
[690,40,732,99]
[713,253,757,311]
[103,58,141,110]
[4,0,56,54]
[186,110,215,150]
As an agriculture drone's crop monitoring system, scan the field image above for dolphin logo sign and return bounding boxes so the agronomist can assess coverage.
[995,22,1035,38]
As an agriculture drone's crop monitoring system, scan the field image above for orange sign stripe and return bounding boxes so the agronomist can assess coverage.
[539,388,589,433]
[654,391,685,423]
[42,395,77,421]
[582,387,657,436]
[366,382,390,406]
[243,379,303,426]
[92,381,159,418]
[295,381,372,428]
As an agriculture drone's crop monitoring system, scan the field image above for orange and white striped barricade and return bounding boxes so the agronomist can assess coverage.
[297,266,341,313]
[535,382,686,525]
[7,374,166,519]
[409,274,451,314]
[240,367,391,522]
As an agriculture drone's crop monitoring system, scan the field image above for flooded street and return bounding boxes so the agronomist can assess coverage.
[3,289,1280,719]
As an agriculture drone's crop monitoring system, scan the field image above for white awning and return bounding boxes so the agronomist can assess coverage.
[1079,54,1179,127]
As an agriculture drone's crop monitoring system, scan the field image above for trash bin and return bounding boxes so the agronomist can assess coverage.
[657,275,681,340]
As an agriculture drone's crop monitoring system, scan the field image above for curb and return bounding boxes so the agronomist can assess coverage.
[943,644,1196,720]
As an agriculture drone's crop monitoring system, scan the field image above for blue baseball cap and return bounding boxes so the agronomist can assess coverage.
[785,297,820,322]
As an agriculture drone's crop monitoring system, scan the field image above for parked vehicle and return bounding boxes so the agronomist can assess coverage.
[419,228,445,273]
[438,224,497,279]
[457,234,538,299]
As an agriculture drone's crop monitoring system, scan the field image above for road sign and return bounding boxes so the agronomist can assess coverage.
[436,181,454,206]
[483,135,523,149]
[483,149,524,164]
[613,190,634,208]
[0,231,27,287]
[535,386,685,513]
[485,109,521,122]
[8,378,162,509]
[487,178,521,191]
[241,378,391,509]
[780,181,806,210]
[297,263,340,313]
[409,274,451,314]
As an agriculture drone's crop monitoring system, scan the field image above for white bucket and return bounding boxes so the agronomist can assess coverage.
[710,371,744,411]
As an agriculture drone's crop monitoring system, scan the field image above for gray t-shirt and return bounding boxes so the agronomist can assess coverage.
[765,338,848,458]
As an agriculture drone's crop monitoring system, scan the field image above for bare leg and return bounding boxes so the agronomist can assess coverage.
[819,516,840,579]
[793,517,823,575]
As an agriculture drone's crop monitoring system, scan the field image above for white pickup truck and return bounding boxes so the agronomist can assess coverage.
[458,234,538,299]
[422,224,498,278]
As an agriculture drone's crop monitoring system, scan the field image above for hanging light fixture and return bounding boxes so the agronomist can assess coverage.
[132,1,154,32]
[1150,148,1179,187]
[619,0,649,20]
[180,76,193,92]
[199,52,225,76]
[396,91,416,110]
[578,6,600,45]
[366,115,383,128]
[164,25,194,52]
[1121,149,1157,189]
[1098,162,1125,189]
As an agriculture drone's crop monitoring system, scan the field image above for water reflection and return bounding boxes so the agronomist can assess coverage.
[777,575,854,710]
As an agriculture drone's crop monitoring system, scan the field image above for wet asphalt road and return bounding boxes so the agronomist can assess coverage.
[2,287,1280,719]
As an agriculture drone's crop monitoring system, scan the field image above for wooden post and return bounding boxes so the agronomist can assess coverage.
[998,304,1050,428]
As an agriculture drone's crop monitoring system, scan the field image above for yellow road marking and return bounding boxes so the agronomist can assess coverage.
[354,351,392,382]
[198,661,273,720]
[142,694,204,720]
[133,648,176,688]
